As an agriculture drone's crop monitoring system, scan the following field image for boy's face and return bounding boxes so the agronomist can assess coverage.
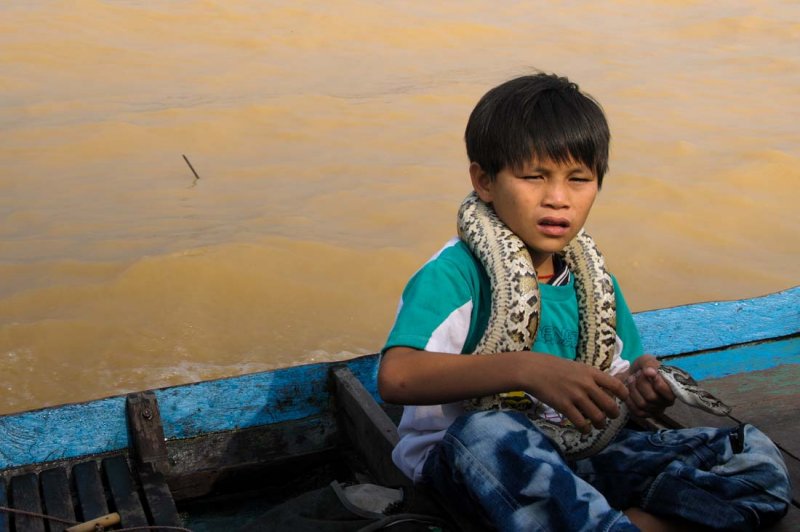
[470,156,599,271]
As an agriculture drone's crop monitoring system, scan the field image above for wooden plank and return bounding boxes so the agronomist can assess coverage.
[72,461,108,521]
[0,477,9,532]
[331,366,407,488]
[636,285,799,356]
[9,473,45,532]
[167,415,338,500]
[138,466,180,527]
[102,456,148,528]
[126,392,169,476]
[331,366,485,532]
[40,467,76,523]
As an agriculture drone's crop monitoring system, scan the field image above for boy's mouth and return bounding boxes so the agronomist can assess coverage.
[537,217,571,236]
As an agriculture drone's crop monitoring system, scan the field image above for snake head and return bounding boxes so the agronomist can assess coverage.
[660,365,732,416]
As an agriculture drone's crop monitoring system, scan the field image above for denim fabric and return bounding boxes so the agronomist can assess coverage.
[422,411,791,532]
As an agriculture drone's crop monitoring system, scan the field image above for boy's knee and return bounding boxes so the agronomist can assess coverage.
[727,425,792,502]
[740,424,780,453]
[738,425,786,467]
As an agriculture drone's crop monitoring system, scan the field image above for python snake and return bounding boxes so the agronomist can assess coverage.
[457,191,731,460]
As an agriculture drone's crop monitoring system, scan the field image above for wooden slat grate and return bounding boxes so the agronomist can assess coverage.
[40,468,75,525]
[0,455,179,531]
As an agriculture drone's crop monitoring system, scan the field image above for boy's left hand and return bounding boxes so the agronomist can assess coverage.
[624,355,675,417]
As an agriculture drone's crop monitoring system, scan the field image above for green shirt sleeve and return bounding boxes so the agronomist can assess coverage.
[383,242,480,355]
[612,276,644,362]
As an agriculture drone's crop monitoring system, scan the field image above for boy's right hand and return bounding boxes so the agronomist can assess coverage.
[520,353,629,433]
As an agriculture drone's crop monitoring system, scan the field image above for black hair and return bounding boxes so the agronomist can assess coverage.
[465,73,610,187]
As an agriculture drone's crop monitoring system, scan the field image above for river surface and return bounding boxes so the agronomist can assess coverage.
[1,0,798,414]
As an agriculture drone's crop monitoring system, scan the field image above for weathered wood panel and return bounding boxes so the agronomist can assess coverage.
[636,285,799,357]
[40,467,76,523]
[102,456,148,528]
[331,366,407,488]
[0,477,8,532]
[138,468,180,526]
[9,473,44,532]
[166,414,338,500]
[126,392,169,476]
[72,461,108,521]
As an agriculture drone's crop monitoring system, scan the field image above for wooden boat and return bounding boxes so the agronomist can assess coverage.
[1,286,798,531]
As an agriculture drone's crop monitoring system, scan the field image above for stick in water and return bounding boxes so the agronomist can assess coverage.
[182,154,200,180]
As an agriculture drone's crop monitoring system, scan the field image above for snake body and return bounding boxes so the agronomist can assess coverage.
[457,192,731,460]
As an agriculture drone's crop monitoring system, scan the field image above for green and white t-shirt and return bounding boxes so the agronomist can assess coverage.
[383,238,644,482]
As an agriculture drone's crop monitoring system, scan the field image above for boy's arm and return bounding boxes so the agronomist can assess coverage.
[379,346,630,432]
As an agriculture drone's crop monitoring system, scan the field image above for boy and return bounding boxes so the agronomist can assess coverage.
[378,74,791,531]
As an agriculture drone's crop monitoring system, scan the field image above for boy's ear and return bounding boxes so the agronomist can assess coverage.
[469,162,493,203]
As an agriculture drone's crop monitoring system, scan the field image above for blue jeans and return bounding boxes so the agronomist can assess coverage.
[421,411,792,531]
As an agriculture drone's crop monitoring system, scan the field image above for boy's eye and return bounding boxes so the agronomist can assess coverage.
[522,174,544,180]
[570,176,593,182]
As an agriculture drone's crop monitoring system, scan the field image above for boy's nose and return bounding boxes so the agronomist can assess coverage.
[542,182,569,208]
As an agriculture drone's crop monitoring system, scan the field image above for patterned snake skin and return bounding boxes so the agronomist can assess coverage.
[457,191,731,460]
